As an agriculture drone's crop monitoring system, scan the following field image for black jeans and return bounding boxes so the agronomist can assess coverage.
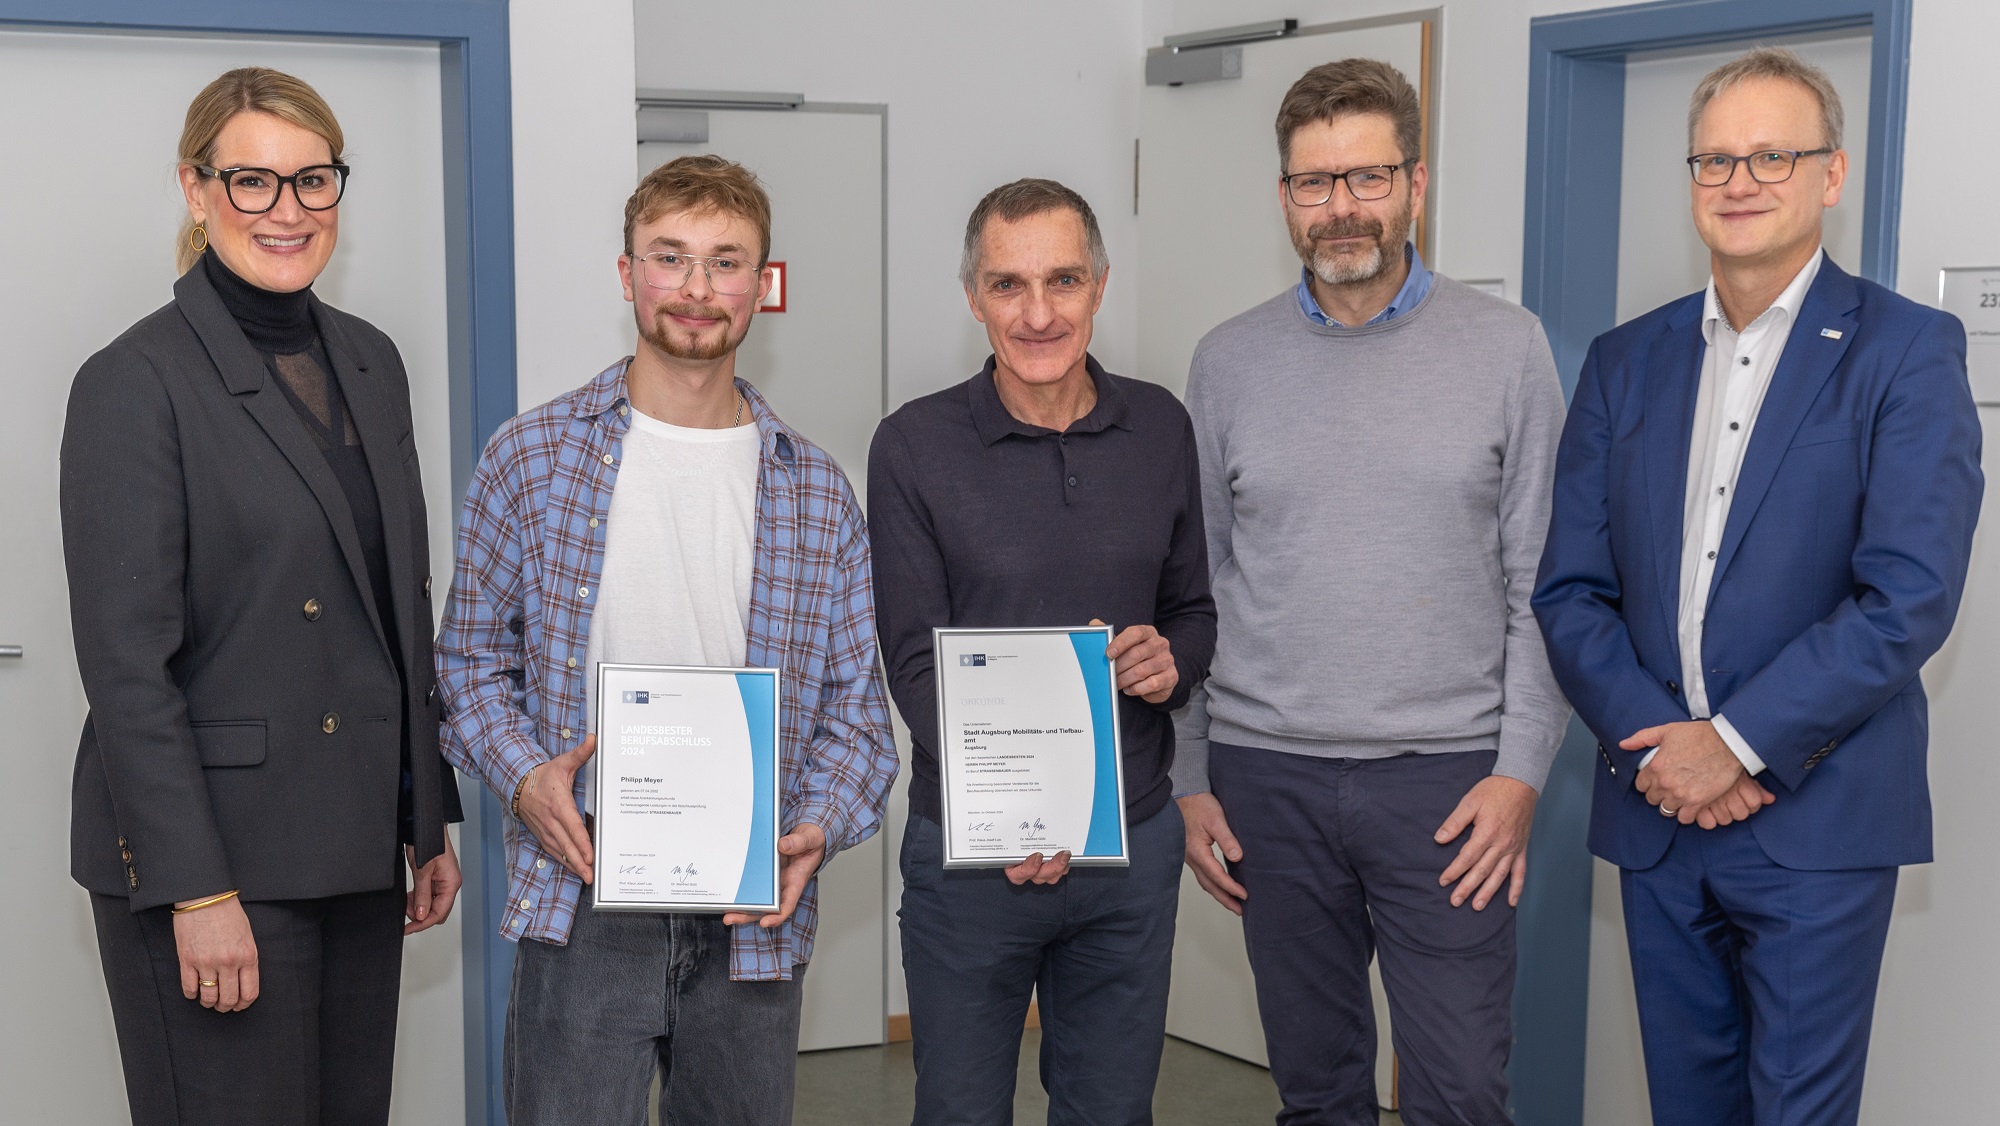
[504,908,806,1126]
[91,882,406,1126]
[1212,745,1517,1126]
[899,802,1183,1126]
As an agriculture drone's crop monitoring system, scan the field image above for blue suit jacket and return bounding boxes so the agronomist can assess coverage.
[1531,258,1982,871]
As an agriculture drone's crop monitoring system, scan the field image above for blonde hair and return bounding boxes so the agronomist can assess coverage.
[176,67,346,273]
[625,154,772,264]
[1688,46,1844,153]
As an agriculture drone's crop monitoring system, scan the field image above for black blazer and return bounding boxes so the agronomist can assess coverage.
[62,263,461,912]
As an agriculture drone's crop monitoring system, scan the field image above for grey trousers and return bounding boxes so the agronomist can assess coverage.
[1211,744,1517,1126]
[504,908,807,1126]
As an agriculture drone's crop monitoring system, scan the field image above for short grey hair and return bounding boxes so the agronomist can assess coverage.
[959,178,1110,289]
[1687,46,1844,152]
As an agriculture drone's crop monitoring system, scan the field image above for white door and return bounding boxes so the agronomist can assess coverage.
[1137,21,1423,1086]
[0,30,462,1126]
[1137,21,1425,397]
[640,104,888,1053]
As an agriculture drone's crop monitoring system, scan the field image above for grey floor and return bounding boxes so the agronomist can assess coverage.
[793,1031,1403,1125]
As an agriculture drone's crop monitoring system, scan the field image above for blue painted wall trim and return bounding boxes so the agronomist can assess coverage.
[0,4,517,1124]
[1518,3,1910,1124]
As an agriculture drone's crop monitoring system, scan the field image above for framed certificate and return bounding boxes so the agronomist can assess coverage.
[932,626,1129,868]
[591,663,781,913]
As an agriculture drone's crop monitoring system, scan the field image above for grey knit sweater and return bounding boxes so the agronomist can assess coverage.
[1171,276,1571,793]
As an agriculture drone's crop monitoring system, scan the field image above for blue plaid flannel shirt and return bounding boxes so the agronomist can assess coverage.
[436,359,896,980]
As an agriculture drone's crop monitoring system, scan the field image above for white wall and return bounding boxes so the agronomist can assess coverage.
[430,0,636,1115]
[1865,1,2000,1119]
[632,0,1146,411]
[511,0,640,413]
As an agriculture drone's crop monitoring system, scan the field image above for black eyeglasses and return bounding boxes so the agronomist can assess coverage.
[197,163,350,213]
[1281,160,1415,205]
[1686,149,1831,186]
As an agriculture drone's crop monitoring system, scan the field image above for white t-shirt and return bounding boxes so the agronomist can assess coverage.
[583,406,760,809]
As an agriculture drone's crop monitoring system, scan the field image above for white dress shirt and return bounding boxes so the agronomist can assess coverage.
[1649,248,1825,777]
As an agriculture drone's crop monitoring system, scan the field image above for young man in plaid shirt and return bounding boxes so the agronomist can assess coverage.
[436,155,896,1126]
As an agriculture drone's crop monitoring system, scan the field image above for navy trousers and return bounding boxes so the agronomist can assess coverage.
[1621,818,1898,1126]
[899,803,1183,1126]
[1212,744,1517,1126]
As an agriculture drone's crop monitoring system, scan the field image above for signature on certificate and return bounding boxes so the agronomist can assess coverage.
[618,864,647,875]
[966,820,995,833]
[1019,818,1047,834]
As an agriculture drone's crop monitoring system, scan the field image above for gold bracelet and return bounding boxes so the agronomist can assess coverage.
[171,890,239,914]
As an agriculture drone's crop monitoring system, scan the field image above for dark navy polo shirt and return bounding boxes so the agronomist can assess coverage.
[867,354,1216,825]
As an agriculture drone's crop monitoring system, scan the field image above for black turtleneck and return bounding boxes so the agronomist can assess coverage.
[202,247,319,352]
[203,250,416,843]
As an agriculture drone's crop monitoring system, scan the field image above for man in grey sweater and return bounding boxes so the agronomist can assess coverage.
[1172,59,1569,1125]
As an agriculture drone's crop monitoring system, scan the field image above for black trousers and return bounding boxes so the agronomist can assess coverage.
[91,878,406,1126]
[1212,744,1517,1126]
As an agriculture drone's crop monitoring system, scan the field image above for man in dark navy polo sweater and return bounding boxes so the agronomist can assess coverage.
[869,178,1216,1126]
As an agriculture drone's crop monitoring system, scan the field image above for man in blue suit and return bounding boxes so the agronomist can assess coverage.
[1533,47,1982,1125]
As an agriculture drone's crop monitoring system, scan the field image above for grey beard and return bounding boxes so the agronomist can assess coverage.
[1309,241,1388,286]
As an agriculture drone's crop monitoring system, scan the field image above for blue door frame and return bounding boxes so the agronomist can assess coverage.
[1525,0,1910,385]
[0,4,519,1123]
[1515,2,1909,1124]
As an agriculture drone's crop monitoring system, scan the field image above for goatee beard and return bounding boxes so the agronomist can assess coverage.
[1311,239,1385,286]
[642,302,741,361]
[1293,206,1413,288]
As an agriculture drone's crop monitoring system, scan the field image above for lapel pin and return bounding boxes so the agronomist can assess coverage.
[1820,328,1844,340]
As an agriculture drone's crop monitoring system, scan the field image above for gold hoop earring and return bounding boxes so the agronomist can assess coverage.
[189,225,207,254]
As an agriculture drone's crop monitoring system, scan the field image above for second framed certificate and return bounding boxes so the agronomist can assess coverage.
[591,663,781,913]
[932,626,1129,868]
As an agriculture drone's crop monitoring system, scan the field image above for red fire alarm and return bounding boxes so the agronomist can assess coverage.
[759,261,787,312]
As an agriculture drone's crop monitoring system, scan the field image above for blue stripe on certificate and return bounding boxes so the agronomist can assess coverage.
[733,671,778,907]
[1069,631,1123,858]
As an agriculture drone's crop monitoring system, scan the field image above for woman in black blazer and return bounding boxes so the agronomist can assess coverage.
[60,67,463,1125]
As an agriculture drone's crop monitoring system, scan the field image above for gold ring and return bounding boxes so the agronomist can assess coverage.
[199,979,218,988]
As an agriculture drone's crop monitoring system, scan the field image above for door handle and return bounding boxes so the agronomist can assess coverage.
[0,645,21,659]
